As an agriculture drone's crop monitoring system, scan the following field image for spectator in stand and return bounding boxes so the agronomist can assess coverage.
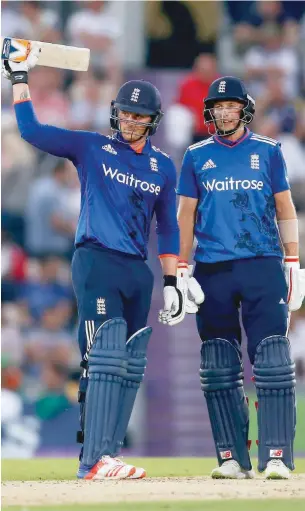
[20,1,63,44]
[253,76,298,135]
[2,230,27,302]
[227,1,304,51]
[25,159,78,259]
[2,125,37,246]
[66,0,122,83]
[17,255,73,329]
[244,22,299,99]
[29,68,70,127]
[68,69,116,131]
[176,53,218,143]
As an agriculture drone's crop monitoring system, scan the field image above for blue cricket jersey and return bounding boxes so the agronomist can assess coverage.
[177,128,290,263]
[15,100,179,259]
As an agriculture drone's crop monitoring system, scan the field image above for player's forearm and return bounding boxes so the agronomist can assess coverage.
[159,255,178,276]
[178,213,195,262]
[275,191,299,257]
[13,83,30,103]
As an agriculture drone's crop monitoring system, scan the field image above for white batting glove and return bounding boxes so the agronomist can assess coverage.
[158,275,187,326]
[284,256,305,311]
[2,39,40,82]
[177,262,205,313]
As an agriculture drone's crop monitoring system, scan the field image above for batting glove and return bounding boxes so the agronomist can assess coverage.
[2,39,40,84]
[158,275,187,326]
[177,262,205,313]
[284,256,305,311]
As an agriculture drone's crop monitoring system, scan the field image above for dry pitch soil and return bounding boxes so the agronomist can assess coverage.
[2,475,305,506]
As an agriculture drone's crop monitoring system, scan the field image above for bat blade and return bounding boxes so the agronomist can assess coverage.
[1,37,90,72]
[36,41,90,71]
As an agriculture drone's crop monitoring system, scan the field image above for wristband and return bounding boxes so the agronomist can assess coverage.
[11,70,28,85]
[163,275,177,288]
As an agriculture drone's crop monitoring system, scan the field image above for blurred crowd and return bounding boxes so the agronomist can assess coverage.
[1,1,305,431]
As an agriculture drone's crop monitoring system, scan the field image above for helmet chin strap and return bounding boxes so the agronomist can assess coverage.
[112,123,150,144]
[215,119,244,137]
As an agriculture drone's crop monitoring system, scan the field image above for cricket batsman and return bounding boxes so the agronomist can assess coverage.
[176,76,305,479]
[2,45,186,479]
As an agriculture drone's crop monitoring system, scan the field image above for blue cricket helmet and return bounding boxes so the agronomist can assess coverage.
[204,76,255,134]
[110,80,164,136]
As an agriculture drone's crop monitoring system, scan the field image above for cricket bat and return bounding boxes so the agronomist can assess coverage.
[1,37,90,72]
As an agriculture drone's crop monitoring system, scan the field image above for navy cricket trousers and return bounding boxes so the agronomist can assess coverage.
[194,257,289,364]
[71,243,154,359]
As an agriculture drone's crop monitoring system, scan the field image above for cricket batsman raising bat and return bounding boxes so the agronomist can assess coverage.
[2,42,187,479]
[1,37,90,71]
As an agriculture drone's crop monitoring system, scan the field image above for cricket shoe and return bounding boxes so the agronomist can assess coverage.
[211,460,255,479]
[112,457,146,479]
[265,459,290,480]
[77,455,138,480]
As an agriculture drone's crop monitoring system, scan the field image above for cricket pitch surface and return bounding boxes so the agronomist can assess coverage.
[3,475,305,506]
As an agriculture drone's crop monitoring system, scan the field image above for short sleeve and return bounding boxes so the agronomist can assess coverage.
[270,144,290,194]
[177,149,199,198]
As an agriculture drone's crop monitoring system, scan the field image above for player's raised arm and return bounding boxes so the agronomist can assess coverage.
[2,43,91,163]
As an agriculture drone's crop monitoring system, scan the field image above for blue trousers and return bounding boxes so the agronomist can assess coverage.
[194,257,289,364]
[71,243,154,359]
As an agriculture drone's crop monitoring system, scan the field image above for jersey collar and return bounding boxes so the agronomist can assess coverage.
[113,133,151,154]
[214,128,251,148]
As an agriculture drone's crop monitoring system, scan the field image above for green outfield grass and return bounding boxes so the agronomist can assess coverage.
[3,501,305,511]
[2,456,305,481]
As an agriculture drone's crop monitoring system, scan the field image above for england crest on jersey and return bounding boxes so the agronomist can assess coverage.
[250,153,260,170]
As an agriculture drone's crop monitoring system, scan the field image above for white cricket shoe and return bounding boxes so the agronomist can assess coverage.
[265,459,291,480]
[112,457,146,479]
[211,460,255,479]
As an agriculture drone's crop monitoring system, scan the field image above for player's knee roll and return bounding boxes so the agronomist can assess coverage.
[253,335,296,389]
[88,318,128,378]
[125,326,152,385]
[200,338,243,391]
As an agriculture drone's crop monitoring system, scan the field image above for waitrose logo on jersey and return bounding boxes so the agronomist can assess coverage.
[202,177,264,192]
[102,164,161,195]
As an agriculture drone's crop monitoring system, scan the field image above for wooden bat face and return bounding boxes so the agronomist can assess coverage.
[1,37,90,72]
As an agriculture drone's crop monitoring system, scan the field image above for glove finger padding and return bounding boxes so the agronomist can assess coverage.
[167,278,186,326]
[188,276,205,305]
[163,286,179,314]
[159,278,187,326]
[2,41,40,78]
[286,268,305,311]
[1,60,11,80]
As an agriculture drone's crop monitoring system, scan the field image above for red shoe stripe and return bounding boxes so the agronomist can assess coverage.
[84,460,104,480]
